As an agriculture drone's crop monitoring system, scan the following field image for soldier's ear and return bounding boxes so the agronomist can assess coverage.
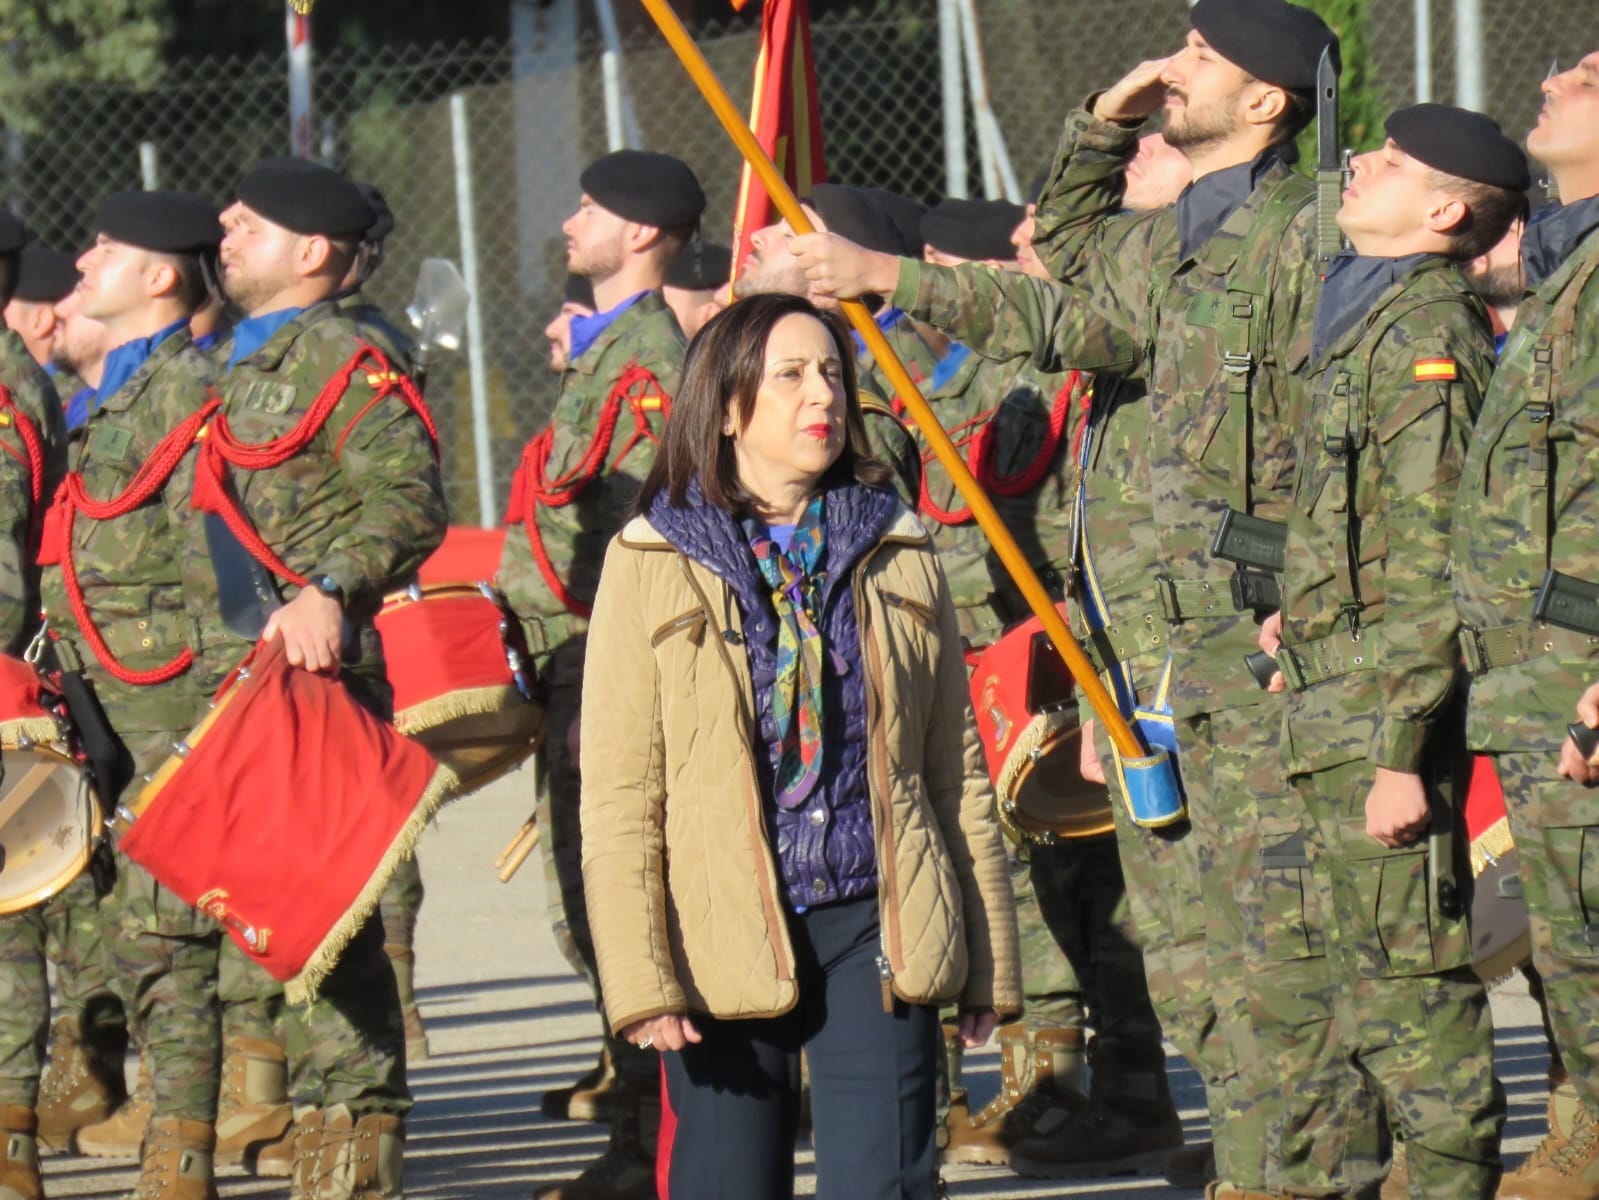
[1425,195,1471,237]
[144,257,180,302]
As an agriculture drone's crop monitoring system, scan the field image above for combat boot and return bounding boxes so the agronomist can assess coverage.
[75,1054,151,1160]
[276,1109,324,1197]
[383,945,429,1065]
[0,1106,41,1200]
[132,1117,219,1200]
[213,1035,293,1166]
[1499,1070,1599,1200]
[944,1025,1087,1167]
[533,1083,658,1199]
[309,1105,404,1200]
[35,1012,129,1150]
[1010,1040,1183,1179]
[540,1047,616,1123]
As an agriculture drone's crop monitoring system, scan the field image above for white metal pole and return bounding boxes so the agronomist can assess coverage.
[1413,0,1432,103]
[286,2,313,158]
[957,0,1018,201]
[1455,0,1485,110]
[939,0,967,199]
[449,93,496,529]
[138,142,161,191]
[592,0,640,150]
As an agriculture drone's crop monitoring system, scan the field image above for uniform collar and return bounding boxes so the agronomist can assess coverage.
[228,306,306,370]
[1175,146,1284,262]
[928,341,974,394]
[1310,252,1436,366]
[96,317,189,411]
[1522,194,1599,288]
[570,290,650,365]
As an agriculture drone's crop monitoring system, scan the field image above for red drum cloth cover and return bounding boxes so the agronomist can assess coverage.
[0,654,60,743]
[1465,753,1512,875]
[119,637,456,1003]
[380,590,517,733]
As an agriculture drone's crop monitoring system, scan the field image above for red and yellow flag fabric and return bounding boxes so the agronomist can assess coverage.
[728,0,827,290]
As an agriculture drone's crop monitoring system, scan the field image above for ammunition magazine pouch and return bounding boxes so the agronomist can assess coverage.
[1211,509,1287,614]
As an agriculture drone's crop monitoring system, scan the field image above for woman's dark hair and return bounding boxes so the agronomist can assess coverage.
[636,291,894,513]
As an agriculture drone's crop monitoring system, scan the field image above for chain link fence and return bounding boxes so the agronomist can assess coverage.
[0,0,1594,522]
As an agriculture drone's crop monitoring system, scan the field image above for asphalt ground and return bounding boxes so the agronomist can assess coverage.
[39,767,1553,1198]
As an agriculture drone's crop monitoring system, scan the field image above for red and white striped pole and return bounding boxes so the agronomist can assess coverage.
[286,1,314,159]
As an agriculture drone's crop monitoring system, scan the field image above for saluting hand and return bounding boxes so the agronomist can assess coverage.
[1090,57,1174,124]
[264,586,343,674]
[1365,767,1431,849]
[1558,681,1599,785]
[788,232,902,302]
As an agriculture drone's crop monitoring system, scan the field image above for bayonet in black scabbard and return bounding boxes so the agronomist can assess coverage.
[1315,45,1345,274]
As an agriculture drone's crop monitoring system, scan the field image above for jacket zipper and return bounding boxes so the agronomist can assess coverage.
[854,545,904,1014]
[882,590,939,629]
[649,608,706,648]
[678,556,795,984]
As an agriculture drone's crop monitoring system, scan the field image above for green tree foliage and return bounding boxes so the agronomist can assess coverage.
[0,0,170,129]
[1299,0,1389,156]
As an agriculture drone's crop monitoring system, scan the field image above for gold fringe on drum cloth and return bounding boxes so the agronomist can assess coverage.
[0,716,67,749]
[284,759,459,1006]
[391,685,522,737]
[993,709,1075,811]
[1470,815,1515,878]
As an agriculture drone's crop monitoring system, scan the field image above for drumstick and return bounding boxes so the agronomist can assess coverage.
[0,760,66,835]
[496,818,540,883]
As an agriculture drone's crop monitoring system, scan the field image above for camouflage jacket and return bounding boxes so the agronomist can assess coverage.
[37,330,213,732]
[0,329,67,654]
[1278,258,1491,776]
[912,344,1079,647]
[332,290,416,370]
[182,301,447,704]
[498,289,682,656]
[856,372,921,510]
[1453,226,1599,753]
[857,308,944,403]
[897,106,1319,718]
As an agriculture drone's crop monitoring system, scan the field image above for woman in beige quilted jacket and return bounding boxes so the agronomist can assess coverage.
[579,293,1020,1199]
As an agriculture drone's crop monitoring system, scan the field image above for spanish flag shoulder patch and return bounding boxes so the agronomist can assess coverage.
[1414,358,1458,382]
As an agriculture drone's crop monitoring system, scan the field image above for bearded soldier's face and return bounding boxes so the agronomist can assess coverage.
[562,194,629,283]
[1158,31,1259,154]
[218,202,301,316]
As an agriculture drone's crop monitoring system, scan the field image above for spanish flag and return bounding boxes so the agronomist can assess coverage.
[1413,358,1459,383]
[728,0,827,293]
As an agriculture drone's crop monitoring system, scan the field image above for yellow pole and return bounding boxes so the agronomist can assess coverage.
[640,0,1143,761]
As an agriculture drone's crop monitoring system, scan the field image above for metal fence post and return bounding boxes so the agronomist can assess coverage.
[594,0,640,151]
[1455,0,1485,110]
[139,142,161,190]
[449,92,496,529]
[1413,0,1432,103]
[939,0,967,200]
[286,1,313,157]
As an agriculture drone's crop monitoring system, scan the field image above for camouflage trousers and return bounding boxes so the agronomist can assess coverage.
[1025,832,1163,1055]
[539,638,657,1090]
[1496,749,1599,1124]
[0,870,119,1108]
[1275,760,1502,1199]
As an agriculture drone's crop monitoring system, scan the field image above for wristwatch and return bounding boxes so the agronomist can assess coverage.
[308,574,345,606]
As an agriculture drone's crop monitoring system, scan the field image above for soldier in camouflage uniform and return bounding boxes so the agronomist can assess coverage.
[1458,49,1599,1200]
[0,208,74,1200]
[495,150,701,1200]
[792,4,1391,1195]
[901,197,1176,1176]
[30,190,227,1199]
[210,180,424,1180]
[1260,105,1525,1199]
[171,160,446,1197]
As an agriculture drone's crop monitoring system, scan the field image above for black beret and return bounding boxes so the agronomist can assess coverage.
[13,246,79,303]
[664,241,732,291]
[1385,104,1532,192]
[93,190,221,254]
[1190,0,1340,93]
[356,183,395,246]
[236,161,376,238]
[921,198,1027,262]
[563,273,595,309]
[579,150,706,229]
[0,211,27,256]
[805,184,907,255]
[862,187,928,258]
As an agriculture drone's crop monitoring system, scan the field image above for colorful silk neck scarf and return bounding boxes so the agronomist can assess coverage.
[745,494,827,810]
